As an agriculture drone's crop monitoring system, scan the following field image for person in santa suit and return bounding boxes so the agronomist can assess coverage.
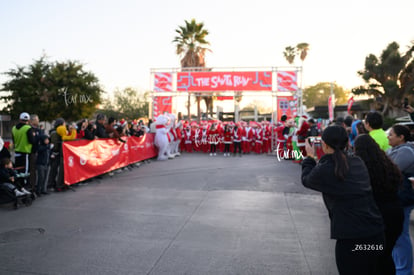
[200,121,209,153]
[249,121,257,153]
[228,122,235,153]
[217,121,225,153]
[223,124,233,157]
[180,121,186,152]
[175,121,183,155]
[261,121,270,154]
[242,121,253,154]
[275,115,288,157]
[254,122,264,154]
[208,121,219,156]
[192,122,201,152]
[284,117,295,159]
[183,124,193,153]
[233,122,243,157]
[296,115,310,160]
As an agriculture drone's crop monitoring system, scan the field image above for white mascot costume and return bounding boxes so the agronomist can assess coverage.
[166,113,181,158]
[154,114,172,160]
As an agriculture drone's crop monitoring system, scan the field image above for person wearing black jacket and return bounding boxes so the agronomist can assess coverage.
[95,114,109,138]
[35,135,51,196]
[302,125,385,275]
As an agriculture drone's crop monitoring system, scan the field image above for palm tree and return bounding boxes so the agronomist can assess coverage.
[283,46,296,64]
[296,43,310,63]
[173,19,211,121]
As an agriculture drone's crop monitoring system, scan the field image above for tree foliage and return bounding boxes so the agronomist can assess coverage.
[352,41,414,117]
[303,82,349,108]
[100,87,149,120]
[0,56,103,121]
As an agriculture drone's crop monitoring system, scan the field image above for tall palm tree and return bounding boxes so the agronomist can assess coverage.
[173,19,211,121]
[283,46,296,64]
[296,43,310,63]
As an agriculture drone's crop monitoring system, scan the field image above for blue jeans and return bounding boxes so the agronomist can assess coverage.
[393,205,414,275]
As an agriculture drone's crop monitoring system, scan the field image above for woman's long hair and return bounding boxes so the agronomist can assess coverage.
[321,125,349,181]
[354,134,402,193]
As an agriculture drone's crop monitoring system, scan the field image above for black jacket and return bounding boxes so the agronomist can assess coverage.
[0,167,17,184]
[95,122,109,138]
[36,135,50,166]
[302,154,384,239]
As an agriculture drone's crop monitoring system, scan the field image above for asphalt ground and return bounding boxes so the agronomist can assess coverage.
[0,153,413,275]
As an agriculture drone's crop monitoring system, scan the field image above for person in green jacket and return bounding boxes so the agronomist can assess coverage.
[11,112,35,184]
[364,111,391,151]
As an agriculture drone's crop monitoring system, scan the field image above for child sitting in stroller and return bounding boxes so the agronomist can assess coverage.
[0,158,31,197]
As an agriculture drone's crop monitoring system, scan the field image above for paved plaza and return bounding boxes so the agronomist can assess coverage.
[1,153,413,275]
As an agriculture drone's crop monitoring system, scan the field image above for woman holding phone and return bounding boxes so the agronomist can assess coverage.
[302,125,384,275]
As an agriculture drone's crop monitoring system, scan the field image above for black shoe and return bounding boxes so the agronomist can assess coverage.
[35,192,42,197]
[41,191,50,195]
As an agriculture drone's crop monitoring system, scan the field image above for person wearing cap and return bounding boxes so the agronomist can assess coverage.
[12,112,36,184]
[302,125,385,274]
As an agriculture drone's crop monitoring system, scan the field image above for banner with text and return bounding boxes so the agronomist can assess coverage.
[276,96,298,121]
[177,71,272,92]
[153,72,173,117]
[62,134,157,185]
[277,71,298,92]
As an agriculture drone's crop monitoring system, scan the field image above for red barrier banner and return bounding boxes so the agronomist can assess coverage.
[62,134,158,185]
[177,71,272,92]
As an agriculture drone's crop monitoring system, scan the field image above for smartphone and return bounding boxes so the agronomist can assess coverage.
[404,98,409,108]
[308,137,321,145]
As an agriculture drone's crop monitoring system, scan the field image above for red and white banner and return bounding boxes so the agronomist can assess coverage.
[276,96,297,121]
[153,96,172,117]
[177,71,272,92]
[153,73,173,117]
[62,134,158,185]
[347,96,354,114]
[328,95,334,121]
[154,73,172,92]
[277,71,298,92]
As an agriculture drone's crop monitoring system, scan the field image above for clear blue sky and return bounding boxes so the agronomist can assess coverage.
[1,0,413,95]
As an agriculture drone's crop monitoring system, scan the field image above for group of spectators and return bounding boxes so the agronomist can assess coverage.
[302,107,414,275]
[0,113,150,200]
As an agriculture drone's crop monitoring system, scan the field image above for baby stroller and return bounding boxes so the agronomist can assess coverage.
[0,182,33,209]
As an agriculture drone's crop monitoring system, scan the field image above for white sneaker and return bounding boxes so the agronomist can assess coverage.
[224,154,226,157]
[210,153,213,156]
[214,153,216,156]
[21,188,31,195]
[14,189,25,197]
